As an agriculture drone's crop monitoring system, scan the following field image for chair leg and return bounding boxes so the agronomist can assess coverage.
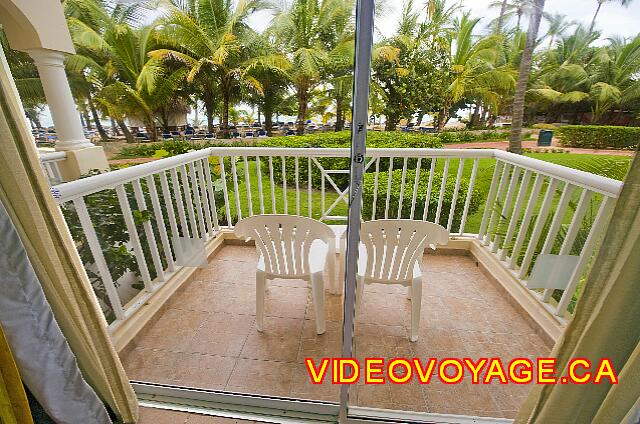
[256,271,266,332]
[326,253,337,295]
[311,273,326,334]
[410,278,422,342]
[355,276,365,318]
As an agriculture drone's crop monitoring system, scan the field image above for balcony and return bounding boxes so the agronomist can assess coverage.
[50,146,621,420]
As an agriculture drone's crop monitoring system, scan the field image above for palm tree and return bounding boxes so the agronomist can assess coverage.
[589,0,635,33]
[509,0,546,154]
[436,12,515,131]
[490,0,533,32]
[588,35,640,123]
[270,0,354,135]
[544,13,575,48]
[152,0,268,137]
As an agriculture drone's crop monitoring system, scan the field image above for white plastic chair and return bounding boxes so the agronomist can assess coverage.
[234,215,336,334]
[356,220,449,342]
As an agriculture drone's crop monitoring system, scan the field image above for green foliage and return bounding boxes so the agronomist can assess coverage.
[532,123,558,130]
[258,131,444,188]
[113,140,257,159]
[362,169,482,230]
[557,125,640,149]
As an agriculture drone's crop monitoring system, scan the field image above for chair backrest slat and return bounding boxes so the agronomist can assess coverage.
[360,220,449,283]
[235,215,334,278]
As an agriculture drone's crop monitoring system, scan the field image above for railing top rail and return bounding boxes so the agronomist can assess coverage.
[39,151,67,162]
[51,149,211,203]
[207,147,496,159]
[493,150,623,197]
[50,146,624,203]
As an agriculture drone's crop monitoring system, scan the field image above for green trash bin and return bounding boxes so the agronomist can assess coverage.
[538,129,554,146]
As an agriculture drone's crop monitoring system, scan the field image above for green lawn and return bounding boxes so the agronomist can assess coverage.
[222,152,631,232]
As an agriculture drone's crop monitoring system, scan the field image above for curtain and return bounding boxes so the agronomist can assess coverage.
[515,150,640,423]
[0,48,138,422]
[0,324,33,424]
[0,198,111,423]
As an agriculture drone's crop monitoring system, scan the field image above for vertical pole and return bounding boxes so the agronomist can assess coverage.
[340,0,375,422]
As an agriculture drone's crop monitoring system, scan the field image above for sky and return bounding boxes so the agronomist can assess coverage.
[37,0,640,127]
[247,0,640,41]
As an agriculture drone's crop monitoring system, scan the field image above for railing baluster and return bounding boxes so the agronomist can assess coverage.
[196,160,214,236]
[295,157,300,216]
[73,197,125,320]
[180,165,200,238]
[422,159,437,221]
[435,159,450,226]
[492,167,521,252]
[218,156,233,227]
[555,197,615,316]
[256,156,264,214]
[447,159,465,232]
[372,157,380,220]
[146,175,175,273]
[159,171,181,247]
[188,162,207,240]
[518,178,560,279]
[509,174,544,269]
[170,168,190,237]
[115,184,152,290]
[459,159,479,235]
[499,170,532,260]
[484,163,511,245]
[308,157,312,218]
[282,156,288,214]
[230,157,242,220]
[132,179,165,282]
[243,156,253,216]
[409,158,422,220]
[478,160,503,240]
[268,156,276,213]
[558,190,593,256]
[397,157,408,219]
[384,157,394,219]
[540,183,576,301]
[202,158,219,232]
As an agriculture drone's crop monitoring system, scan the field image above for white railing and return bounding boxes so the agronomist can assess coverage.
[50,147,622,330]
[39,151,66,185]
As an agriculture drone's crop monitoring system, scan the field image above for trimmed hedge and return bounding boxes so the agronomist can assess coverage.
[258,131,444,189]
[362,169,482,230]
[557,125,640,149]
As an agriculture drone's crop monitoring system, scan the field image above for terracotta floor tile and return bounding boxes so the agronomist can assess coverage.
[172,353,236,390]
[227,358,295,397]
[128,245,553,418]
[139,407,190,424]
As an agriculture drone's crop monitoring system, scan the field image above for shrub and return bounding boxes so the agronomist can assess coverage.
[362,169,482,230]
[557,125,640,149]
[114,139,257,159]
[532,123,557,130]
[258,131,444,189]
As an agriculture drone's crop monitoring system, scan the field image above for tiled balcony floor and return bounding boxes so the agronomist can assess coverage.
[121,245,552,419]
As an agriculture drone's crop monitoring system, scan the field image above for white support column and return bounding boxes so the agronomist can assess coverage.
[27,49,94,151]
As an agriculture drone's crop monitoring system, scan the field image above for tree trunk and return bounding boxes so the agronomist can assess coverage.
[117,119,134,143]
[264,103,274,136]
[470,104,480,128]
[221,92,231,138]
[79,112,85,128]
[110,118,120,136]
[257,107,261,125]
[496,0,508,33]
[335,97,344,131]
[83,111,93,130]
[385,113,400,131]
[296,87,308,136]
[589,2,603,33]
[88,99,109,142]
[145,119,157,142]
[509,0,546,155]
